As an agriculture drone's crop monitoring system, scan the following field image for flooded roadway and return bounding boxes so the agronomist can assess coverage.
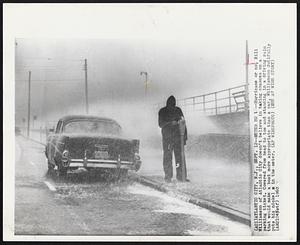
[15,136,250,236]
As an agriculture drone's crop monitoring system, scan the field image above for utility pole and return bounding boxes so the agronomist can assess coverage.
[27,71,31,137]
[140,71,148,96]
[84,58,89,114]
[43,71,47,129]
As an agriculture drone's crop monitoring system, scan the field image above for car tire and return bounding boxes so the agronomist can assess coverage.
[48,160,54,171]
[58,164,67,177]
[107,169,128,181]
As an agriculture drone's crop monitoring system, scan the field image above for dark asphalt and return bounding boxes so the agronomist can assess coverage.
[15,136,250,235]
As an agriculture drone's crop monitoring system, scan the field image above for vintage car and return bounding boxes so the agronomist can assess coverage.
[45,115,142,176]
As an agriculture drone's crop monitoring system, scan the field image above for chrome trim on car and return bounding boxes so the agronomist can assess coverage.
[70,159,133,164]
[69,162,132,169]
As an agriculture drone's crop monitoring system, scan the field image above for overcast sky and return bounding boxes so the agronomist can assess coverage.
[15,38,247,122]
[12,4,294,126]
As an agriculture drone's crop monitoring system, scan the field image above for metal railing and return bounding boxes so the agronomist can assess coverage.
[156,84,249,116]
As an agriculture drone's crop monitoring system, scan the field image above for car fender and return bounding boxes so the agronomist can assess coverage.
[45,145,48,158]
[54,135,69,163]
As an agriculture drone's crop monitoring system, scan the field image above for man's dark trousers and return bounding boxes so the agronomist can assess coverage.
[162,134,187,181]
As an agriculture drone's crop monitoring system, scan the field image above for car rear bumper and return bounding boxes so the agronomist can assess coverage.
[68,159,136,170]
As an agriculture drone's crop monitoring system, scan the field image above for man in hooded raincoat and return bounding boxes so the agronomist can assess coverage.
[158,95,188,182]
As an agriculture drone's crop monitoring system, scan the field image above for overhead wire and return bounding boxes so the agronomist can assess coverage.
[18,57,85,62]
[15,79,84,84]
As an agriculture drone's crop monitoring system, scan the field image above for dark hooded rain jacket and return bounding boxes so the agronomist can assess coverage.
[158,96,188,144]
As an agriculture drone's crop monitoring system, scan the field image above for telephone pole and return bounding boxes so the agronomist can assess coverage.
[27,71,31,137]
[84,59,89,114]
[140,71,148,96]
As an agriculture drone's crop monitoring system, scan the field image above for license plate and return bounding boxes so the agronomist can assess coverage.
[95,151,109,159]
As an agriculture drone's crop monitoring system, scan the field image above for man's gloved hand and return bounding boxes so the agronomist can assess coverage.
[171,120,178,126]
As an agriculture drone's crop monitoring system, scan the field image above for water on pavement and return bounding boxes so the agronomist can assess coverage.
[14,136,250,236]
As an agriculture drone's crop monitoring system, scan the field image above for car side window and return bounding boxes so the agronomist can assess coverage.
[55,121,62,134]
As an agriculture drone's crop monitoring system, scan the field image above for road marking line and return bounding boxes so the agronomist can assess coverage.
[44,181,56,191]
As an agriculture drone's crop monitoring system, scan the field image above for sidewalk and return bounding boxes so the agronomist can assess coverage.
[24,130,47,145]
[138,147,251,216]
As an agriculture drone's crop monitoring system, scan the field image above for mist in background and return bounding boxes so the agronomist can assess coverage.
[15,38,246,139]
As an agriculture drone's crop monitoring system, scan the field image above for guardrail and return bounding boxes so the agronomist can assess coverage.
[155,84,249,116]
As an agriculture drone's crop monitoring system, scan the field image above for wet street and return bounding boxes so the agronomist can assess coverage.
[15,136,250,236]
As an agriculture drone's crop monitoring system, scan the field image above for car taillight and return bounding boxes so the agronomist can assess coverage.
[134,153,141,171]
[62,150,70,167]
[134,153,141,161]
[62,150,69,158]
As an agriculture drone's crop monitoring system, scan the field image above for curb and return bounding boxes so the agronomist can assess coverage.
[20,134,46,146]
[130,173,251,226]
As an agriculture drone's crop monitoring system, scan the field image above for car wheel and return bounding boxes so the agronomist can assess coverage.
[106,169,127,181]
[48,160,54,171]
[58,165,67,177]
[46,160,55,177]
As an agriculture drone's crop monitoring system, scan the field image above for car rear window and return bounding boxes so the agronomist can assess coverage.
[63,120,121,136]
